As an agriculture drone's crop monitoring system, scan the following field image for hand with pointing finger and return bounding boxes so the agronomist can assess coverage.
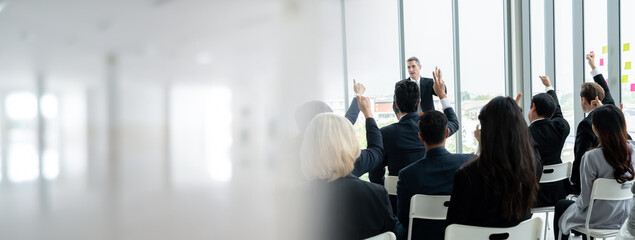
[590,96,603,108]
[515,93,523,105]
[353,79,366,96]
[432,67,447,99]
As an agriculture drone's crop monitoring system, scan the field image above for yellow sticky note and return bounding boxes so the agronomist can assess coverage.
[602,46,608,54]
[625,43,630,52]
[623,75,629,83]
[627,62,632,70]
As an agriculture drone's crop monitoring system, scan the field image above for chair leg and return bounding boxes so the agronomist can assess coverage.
[543,213,548,240]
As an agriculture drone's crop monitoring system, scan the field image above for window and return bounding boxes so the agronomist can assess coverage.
[584,0,607,82]
[458,0,506,153]
[622,0,635,134]
[554,0,575,161]
[530,0,546,96]
[404,0,457,152]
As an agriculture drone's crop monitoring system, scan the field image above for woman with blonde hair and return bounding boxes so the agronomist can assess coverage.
[301,112,396,240]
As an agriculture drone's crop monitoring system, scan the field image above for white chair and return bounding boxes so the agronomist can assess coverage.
[384,176,398,196]
[557,178,635,240]
[445,218,543,240]
[364,231,396,240]
[407,194,451,240]
[532,162,572,239]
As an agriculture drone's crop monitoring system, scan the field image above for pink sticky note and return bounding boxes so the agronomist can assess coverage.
[600,58,604,66]
[631,84,635,92]
[590,51,594,54]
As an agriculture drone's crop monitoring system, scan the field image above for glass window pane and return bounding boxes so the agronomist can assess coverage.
[584,0,607,82]
[530,0,546,96]
[404,0,457,152]
[458,0,505,153]
[621,0,635,135]
[554,0,575,161]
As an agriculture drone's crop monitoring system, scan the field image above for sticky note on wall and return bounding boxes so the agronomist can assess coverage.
[625,43,631,52]
[623,75,629,83]
[600,58,604,66]
[631,83,635,92]
[603,46,608,54]
[627,62,632,70]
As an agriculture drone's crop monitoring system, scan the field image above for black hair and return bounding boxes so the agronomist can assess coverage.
[531,93,556,118]
[394,80,420,113]
[418,110,447,145]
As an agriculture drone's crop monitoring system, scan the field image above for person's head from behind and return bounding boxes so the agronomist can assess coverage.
[580,82,605,113]
[476,96,538,220]
[394,79,420,113]
[300,113,361,182]
[418,110,449,149]
[591,105,635,183]
[295,101,333,134]
[406,56,422,80]
[529,93,556,121]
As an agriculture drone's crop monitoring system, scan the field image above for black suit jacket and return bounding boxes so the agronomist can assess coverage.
[320,174,397,240]
[529,90,571,206]
[392,77,441,114]
[344,97,385,177]
[396,148,474,240]
[571,73,615,194]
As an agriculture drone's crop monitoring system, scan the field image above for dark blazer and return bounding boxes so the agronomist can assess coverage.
[396,147,474,240]
[392,77,441,114]
[529,89,571,206]
[445,163,534,229]
[369,107,459,185]
[344,97,385,177]
[571,73,615,194]
[321,174,397,240]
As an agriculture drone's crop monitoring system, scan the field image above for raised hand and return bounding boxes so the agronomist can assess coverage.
[357,95,373,118]
[515,92,523,105]
[353,79,366,96]
[474,125,481,144]
[590,96,603,108]
[539,75,552,88]
[432,67,447,99]
[586,53,597,70]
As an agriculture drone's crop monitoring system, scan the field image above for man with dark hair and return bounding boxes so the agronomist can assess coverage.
[571,53,616,195]
[369,68,459,213]
[528,75,571,207]
[395,107,471,240]
[392,57,444,115]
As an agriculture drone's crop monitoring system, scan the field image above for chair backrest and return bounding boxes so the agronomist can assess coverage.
[444,218,543,240]
[539,162,572,183]
[408,194,451,240]
[384,176,398,195]
[584,178,634,231]
[365,231,396,240]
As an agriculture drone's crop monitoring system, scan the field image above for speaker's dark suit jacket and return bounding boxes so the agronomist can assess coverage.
[396,147,475,240]
[571,72,615,194]
[529,89,571,206]
[392,77,442,114]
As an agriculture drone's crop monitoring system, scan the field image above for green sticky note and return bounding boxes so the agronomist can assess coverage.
[625,43,631,52]
[623,75,629,83]
[603,46,608,54]
[627,62,632,70]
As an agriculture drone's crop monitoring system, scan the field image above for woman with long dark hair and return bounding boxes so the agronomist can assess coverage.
[445,96,541,228]
[554,104,635,239]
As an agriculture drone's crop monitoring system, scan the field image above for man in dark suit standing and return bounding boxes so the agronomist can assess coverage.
[395,84,472,240]
[392,57,442,115]
[527,75,570,206]
[369,68,459,213]
[571,53,615,195]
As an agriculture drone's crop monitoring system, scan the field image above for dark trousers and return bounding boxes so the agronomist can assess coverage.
[554,199,592,240]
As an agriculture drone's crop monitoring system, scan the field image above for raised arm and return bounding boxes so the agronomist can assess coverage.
[351,95,384,177]
[344,79,366,124]
[432,67,459,136]
[586,53,615,106]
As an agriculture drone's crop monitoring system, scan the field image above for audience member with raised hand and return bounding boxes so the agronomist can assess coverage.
[571,53,616,194]
[369,67,459,213]
[446,96,541,229]
[392,57,446,116]
[294,79,383,178]
[301,113,396,240]
[395,68,471,239]
[554,104,635,240]
[526,75,571,207]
